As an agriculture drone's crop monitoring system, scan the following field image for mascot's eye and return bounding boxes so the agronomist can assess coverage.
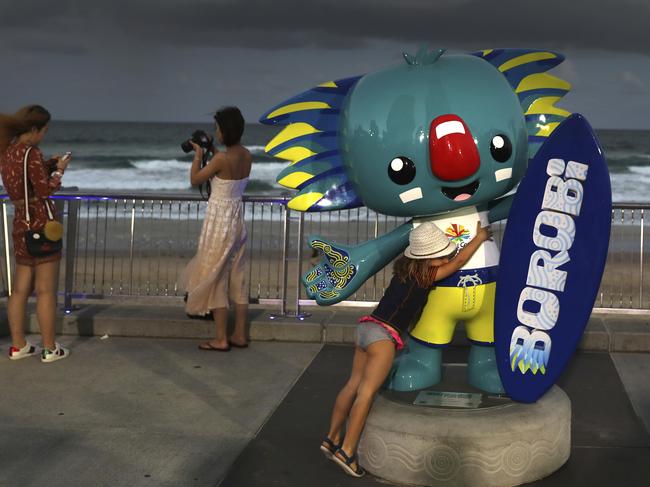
[387,157,416,185]
[490,135,512,163]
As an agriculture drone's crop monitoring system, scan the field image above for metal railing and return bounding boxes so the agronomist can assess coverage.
[1,191,649,314]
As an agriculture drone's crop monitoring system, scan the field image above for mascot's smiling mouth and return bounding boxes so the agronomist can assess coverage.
[441,180,480,201]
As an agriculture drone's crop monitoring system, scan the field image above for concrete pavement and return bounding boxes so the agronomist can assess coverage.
[1,302,649,486]
[0,335,322,487]
[3,301,650,352]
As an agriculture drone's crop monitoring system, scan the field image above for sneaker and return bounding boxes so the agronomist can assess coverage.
[41,343,70,363]
[9,341,38,360]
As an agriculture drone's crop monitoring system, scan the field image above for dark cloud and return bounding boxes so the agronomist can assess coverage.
[1,0,649,127]
[9,39,89,55]
[1,0,649,54]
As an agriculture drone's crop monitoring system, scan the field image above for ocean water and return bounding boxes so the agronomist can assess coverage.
[38,121,283,194]
[30,121,650,203]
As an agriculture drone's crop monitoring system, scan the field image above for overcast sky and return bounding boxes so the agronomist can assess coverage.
[1,0,649,128]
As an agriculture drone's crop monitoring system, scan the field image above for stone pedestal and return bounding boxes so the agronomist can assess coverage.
[358,384,571,486]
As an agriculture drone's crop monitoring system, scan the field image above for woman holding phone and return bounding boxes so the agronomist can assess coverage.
[0,105,71,362]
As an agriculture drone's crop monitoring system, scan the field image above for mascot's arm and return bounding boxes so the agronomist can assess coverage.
[304,222,413,305]
[488,194,515,223]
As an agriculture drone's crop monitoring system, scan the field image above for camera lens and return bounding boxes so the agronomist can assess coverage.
[182,130,212,153]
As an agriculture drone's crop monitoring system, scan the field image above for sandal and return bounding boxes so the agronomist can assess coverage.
[198,342,230,352]
[333,448,365,478]
[319,436,341,460]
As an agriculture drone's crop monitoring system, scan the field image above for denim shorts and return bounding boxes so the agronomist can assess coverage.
[356,322,396,350]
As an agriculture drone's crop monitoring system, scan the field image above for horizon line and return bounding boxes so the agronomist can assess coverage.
[50,119,650,131]
[52,119,269,125]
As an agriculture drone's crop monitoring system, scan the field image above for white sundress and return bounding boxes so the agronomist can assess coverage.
[180,176,249,315]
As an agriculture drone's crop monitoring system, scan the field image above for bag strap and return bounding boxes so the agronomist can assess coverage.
[23,147,55,227]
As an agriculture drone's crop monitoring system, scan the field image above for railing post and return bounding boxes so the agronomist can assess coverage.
[640,209,645,307]
[278,204,290,316]
[64,199,79,313]
[129,199,136,295]
[294,212,310,319]
[295,211,304,315]
[270,203,310,320]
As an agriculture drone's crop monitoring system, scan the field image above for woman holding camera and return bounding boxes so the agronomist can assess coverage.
[180,107,252,351]
[0,105,70,362]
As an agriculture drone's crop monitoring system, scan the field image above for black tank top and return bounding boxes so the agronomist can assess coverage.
[370,276,431,333]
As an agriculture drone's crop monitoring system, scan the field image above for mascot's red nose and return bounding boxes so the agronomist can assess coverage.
[429,114,480,181]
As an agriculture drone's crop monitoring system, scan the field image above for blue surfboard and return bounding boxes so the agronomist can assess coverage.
[494,114,611,403]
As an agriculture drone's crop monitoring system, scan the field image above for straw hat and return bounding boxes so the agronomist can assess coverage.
[404,222,457,259]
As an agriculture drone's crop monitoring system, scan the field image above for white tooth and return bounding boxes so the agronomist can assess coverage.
[435,120,465,139]
[495,168,512,182]
[399,187,423,203]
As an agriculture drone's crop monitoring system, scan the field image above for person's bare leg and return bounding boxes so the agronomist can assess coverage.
[7,264,35,349]
[34,260,60,350]
[205,307,229,349]
[337,340,395,465]
[325,346,367,446]
[228,243,248,346]
[230,303,248,346]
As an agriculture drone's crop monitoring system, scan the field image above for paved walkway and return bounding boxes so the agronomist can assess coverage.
[0,335,322,487]
[3,301,650,353]
[1,303,649,486]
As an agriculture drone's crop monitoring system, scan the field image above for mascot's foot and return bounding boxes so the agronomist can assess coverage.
[468,345,505,394]
[385,339,442,392]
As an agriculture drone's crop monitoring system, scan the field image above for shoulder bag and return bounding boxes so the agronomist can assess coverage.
[23,147,63,257]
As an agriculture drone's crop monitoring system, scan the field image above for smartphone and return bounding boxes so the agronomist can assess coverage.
[61,152,72,162]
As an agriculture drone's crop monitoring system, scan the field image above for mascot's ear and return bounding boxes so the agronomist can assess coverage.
[472,49,572,159]
[259,76,363,212]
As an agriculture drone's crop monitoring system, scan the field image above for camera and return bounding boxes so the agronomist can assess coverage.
[181,130,214,153]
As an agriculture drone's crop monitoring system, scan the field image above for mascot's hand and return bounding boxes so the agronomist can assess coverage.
[303,236,366,305]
